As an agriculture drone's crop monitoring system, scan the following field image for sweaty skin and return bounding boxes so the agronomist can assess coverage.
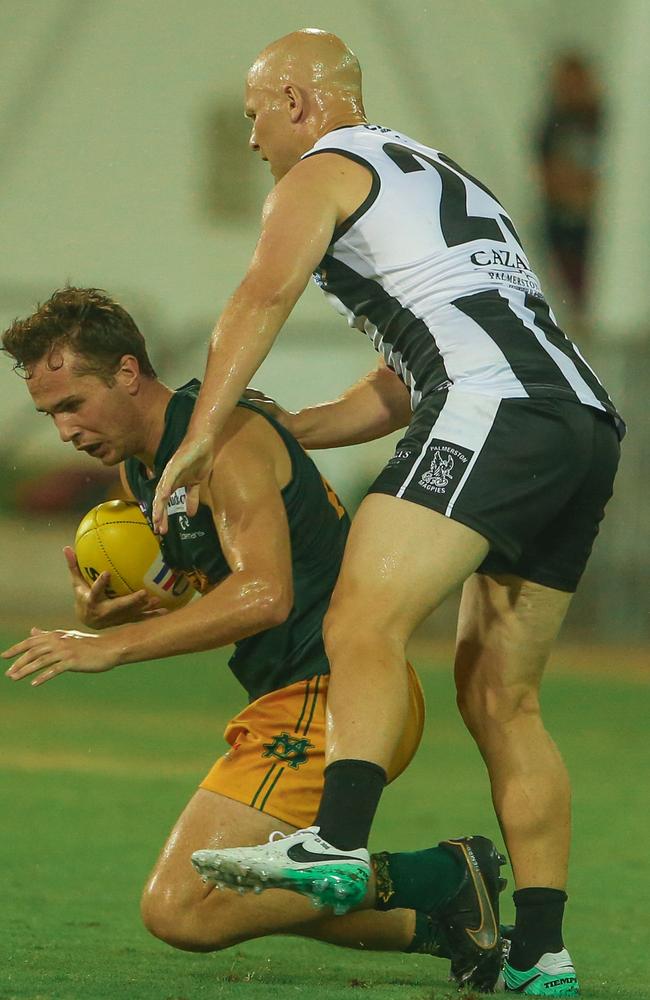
[152,29,372,532]
[150,25,578,923]
[246,29,367,183]
[1,344,420,955]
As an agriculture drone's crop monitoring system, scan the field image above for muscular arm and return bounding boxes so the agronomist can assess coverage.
[152,152,372,531]
[287,358,412,449]
[113,412,293,663]
[185,162,335,442]
[3,412,295,682]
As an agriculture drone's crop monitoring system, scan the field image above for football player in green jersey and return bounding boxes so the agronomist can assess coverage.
[2,287,505,985]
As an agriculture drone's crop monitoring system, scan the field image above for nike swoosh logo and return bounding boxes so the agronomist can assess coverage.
[505,969,577,992]
[451,840,499,951]
[286,842,362,865]
[510,974,541,993]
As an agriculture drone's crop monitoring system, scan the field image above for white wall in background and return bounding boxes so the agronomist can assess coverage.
[1,0,616,322]
[0,0,625,456]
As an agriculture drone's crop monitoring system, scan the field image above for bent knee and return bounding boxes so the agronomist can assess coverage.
[140,883,231,953]
[323,601,406,659]
[323,593,360,636]
[140,887,205,951]
[324,605,361,659]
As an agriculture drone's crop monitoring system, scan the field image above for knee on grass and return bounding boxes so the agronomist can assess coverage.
[140,883,239,953]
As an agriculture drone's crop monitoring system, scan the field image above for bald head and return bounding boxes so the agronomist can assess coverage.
[246,28,366,180]
[244,29,367,180]
[250,29,363,102]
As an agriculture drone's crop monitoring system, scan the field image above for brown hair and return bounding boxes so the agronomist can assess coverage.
[2,286,156,381]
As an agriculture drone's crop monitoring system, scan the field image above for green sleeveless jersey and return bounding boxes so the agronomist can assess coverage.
[124,380,350,702]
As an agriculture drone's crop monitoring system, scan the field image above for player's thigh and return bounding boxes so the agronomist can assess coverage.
[328,492,489,637]
[143,789,296,909]
[455,573,573,699]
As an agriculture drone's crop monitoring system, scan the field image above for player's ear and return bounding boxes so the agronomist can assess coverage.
[116,354,141,393]
[284,84,305,123]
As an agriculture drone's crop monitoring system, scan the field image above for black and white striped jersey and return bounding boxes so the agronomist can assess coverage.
[303,124,623,435]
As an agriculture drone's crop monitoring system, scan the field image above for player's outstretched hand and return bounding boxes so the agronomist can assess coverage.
[152,435,213,535]
[3,628,119,687]
[64,546,165,629]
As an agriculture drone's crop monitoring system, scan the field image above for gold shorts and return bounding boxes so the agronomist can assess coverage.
[199,664,425,829]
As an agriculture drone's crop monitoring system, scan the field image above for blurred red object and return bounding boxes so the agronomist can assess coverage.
[14,466,124,514]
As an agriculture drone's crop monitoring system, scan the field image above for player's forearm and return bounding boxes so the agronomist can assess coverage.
[288,365,412,449]
[186,277,303,446]
[108,571,291,665]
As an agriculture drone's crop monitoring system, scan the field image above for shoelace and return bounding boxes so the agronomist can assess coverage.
[268,827,316,844]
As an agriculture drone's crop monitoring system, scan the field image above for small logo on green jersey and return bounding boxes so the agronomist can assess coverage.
[262,732,314,769]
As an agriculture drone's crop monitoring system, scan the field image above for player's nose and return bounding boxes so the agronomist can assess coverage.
[54,413,78,443]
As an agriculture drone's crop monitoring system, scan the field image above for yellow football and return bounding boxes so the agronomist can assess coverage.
[74,500,193,610]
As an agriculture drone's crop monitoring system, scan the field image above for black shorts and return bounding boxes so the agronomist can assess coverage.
[367,391,621,592]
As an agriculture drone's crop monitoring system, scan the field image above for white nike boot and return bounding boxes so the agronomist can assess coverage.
[192,826,370,915]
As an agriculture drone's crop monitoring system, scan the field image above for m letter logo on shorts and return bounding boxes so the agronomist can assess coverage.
[262,732,314,769]
[417,442,473,494]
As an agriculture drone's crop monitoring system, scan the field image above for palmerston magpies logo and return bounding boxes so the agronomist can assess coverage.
[418,442,472,493]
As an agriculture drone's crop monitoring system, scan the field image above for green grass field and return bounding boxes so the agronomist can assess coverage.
[1,634,648,1000]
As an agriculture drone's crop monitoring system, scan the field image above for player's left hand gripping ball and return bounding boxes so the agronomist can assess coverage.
[2,628,119,686]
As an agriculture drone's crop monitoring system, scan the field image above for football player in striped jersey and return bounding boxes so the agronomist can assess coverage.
[152,29,624,996]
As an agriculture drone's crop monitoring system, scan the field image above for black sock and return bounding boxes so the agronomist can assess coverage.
[405,911,449,957]
[314,759,386,850]
[508,888,567,970]
[372,847,464,913]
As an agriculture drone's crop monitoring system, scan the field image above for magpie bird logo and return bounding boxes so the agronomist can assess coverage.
[420,449,454,489]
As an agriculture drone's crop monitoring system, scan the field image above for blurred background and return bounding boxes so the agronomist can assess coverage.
[1,0,648,644]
